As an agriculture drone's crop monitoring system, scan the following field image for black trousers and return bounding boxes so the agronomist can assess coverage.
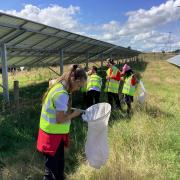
[86,90,100,108]
[107,92,121,108]
[43,141,64,180]
[82,92,87,108]
[124,94,134,114]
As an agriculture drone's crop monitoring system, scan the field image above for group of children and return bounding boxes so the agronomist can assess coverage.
[37,60,137,179]
[81,58,137,116]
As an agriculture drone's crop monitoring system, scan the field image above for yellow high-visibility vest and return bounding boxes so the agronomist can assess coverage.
[87,74,102,91]
[40,83,70,134]
[105,66,120,93]
[122,75,136,96]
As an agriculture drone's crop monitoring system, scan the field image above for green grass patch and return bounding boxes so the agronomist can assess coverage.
[0,54,179,179]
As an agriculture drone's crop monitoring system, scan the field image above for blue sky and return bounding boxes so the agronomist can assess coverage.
[0,0,168,23]
[1,0,180,51]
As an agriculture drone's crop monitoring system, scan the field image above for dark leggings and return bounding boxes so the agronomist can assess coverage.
[86,90,100,108]
[107,92,121,108]
[43,141,64,180]
[124,95,133,114]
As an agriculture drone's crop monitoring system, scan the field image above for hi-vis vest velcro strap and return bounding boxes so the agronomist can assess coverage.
[87,74,102,91]
[40,83,70,134]
[122,75,136,96]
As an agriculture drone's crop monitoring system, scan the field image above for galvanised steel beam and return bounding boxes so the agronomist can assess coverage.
[0,43,9,101]
[0,21,116,48]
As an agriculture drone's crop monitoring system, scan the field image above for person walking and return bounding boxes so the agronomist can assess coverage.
[86,66,102,107]
[37,64,87,180]
[121,64,137,116]
[105,58,122,109]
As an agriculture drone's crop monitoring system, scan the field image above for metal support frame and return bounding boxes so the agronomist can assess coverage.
[0,21,108,47]
[60,49,64,75]
[0,21,28,43]
[26,56,48,66]
[86,52,89,70]
[0,13,140,69]
[0,43,9,102]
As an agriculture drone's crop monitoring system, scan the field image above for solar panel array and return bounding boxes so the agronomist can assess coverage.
[0,12,140,67]
[167,54,180,67]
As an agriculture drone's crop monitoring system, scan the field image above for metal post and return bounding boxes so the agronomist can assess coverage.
[59,49,64,75]
[0,43,9,102]
[14,80,19,112]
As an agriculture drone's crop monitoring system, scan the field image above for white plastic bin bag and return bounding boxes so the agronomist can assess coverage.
[137,80,146,104]
[82,103,111,169]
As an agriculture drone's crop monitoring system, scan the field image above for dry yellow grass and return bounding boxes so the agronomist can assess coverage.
[67,55,180,180]
[0,53,179,180]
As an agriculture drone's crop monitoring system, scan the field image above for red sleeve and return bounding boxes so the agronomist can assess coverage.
[110,71,121,81]
[131,75,136,86]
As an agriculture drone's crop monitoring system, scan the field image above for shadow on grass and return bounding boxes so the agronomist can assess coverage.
[0,60,149,178]
[0,82,48,176]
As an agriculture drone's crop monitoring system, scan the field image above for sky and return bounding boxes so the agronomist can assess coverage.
[0,0,180,52]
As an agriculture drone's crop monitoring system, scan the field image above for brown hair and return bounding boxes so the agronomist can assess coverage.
[92,66,98,72]
[42,64,87,104]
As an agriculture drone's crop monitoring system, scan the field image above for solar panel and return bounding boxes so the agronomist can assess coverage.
[167,54,180,67]
[0,12,140,67]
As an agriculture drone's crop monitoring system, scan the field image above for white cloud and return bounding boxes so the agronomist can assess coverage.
[118,0,180,36]
[102,21,121,32]
[1,1,180,51]
[1,4,80,31]
[97,0,180,51]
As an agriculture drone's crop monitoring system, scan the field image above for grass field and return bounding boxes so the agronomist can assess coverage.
[0,53,179,180]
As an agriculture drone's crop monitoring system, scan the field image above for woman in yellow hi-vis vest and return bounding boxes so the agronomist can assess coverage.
[86,66,102,107]
[105,59,122,109]
[37,65,87,180]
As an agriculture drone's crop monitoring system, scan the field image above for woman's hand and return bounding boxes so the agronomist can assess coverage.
[56,109,82,123]
[71,109,82,118]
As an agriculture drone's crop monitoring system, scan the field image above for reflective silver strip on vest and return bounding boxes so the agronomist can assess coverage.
[108,87,119,92]
[109,79,120,84]
[46,108,55,114]
[49,87,66,98]
[42,113,56,123]
[123,87,129,91]
[43,86,67,114]
[42,113,71,125]
[43,99,54,113]
[89,79,101,83]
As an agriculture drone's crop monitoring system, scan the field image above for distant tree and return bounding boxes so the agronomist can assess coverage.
[127,46,131,49]
[174,49,180,53]
[162,50,165,54]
